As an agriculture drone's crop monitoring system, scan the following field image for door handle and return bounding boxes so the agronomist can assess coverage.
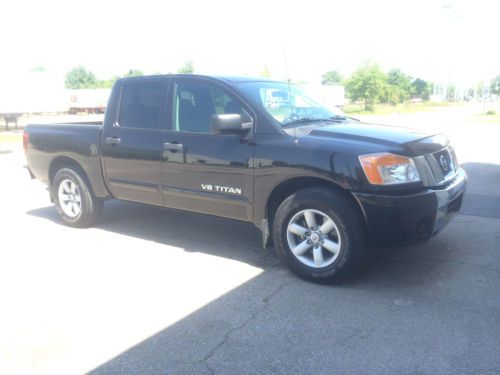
[163,142,183,152]
[105,137,121,145]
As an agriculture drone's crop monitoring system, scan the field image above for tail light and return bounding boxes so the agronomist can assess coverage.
[23,131,29,155]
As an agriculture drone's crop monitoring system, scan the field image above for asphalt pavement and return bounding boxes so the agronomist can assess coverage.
[0,109,499,374]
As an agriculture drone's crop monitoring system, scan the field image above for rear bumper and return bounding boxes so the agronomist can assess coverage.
[354,168,467,245]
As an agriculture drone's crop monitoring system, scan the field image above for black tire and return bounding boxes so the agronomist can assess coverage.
[272,187,366,283]
[52,167,103,227]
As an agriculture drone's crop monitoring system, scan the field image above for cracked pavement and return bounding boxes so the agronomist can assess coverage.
[1,109,500,375]
[199,281,293,375]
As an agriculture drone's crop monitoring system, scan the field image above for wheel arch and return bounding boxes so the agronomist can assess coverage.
[48,156,95,199]
[264,176,367,240]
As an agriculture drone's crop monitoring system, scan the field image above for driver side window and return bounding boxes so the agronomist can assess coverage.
[174,81,251,133]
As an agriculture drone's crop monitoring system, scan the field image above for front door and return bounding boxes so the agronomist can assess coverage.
[161,78,254,221]
[101,78,168,206]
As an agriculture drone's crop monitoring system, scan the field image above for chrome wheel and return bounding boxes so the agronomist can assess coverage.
[286,209,342,268]
[58,179,82,218]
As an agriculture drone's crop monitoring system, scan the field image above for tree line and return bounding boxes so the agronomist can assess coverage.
[65,59,500,113]
[64,60,194,89]
[322,62,432,111]
[323,62,500,111]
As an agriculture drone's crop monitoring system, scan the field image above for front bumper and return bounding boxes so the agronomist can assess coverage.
[353,168,467,245]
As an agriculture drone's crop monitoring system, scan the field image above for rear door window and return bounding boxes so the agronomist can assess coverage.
[119,81,165,130]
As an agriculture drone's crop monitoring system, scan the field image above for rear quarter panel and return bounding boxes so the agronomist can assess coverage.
[26,123,110,198]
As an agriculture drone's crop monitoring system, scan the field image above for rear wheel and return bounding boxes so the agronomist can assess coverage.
[53,167,103,227]
[272,187,366,283]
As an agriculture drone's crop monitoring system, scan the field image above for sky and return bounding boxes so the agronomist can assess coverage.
[1,0,499,87]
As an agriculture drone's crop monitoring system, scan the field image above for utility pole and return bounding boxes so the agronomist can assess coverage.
[441,1,463,102]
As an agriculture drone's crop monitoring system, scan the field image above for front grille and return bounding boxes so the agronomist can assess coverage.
[414,147,459,187]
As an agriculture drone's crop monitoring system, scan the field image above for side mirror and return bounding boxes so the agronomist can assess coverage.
[211,114,251,134]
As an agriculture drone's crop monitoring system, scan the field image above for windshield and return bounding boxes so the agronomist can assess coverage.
[237,81,346,127]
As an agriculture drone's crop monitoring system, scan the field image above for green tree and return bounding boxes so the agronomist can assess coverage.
[490,75,500,95]
[99,75,121,88]
[466,86,475,99]
[385,68,413,104]
[65,66,99,89]
[413,78,431,101]
[345,62,387,111]
[475,81,487,99]
[382,84,402,105]
[124,69,144,77]
[177,60,194,74]
[446,84,456,101]
[321,70,343,85]
[261,65,271,78]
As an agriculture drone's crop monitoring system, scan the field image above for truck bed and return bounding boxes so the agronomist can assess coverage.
[25,122,110,198]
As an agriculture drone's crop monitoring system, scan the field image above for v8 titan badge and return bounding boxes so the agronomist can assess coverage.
[201,184,242,195]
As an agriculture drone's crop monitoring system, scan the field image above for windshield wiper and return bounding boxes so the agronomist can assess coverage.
[282,117,341,128]
[329,115,360,122]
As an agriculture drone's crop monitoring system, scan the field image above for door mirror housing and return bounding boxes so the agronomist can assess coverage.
[211,114,251,134]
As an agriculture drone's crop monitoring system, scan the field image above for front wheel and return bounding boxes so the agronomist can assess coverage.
[52,167,103,227]
[272,187,366,283]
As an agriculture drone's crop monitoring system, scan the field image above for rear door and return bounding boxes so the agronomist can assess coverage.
[101,78,169,206]
[161,77,255,222]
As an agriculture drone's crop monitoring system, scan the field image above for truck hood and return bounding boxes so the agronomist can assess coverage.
[300,122,449,155]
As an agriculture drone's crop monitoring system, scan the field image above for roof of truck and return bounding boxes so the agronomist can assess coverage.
[118,74,280,84]
[213,75,278,83]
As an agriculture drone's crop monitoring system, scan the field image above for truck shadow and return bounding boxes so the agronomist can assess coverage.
[459,162,500,219]
[25,161,500,288]
[27,198,452,285]
[27,200,279,270]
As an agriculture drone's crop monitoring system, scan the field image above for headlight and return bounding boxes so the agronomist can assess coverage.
[359,153,420,185]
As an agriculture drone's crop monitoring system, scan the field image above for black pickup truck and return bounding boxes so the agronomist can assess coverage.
[24,74,466,282]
